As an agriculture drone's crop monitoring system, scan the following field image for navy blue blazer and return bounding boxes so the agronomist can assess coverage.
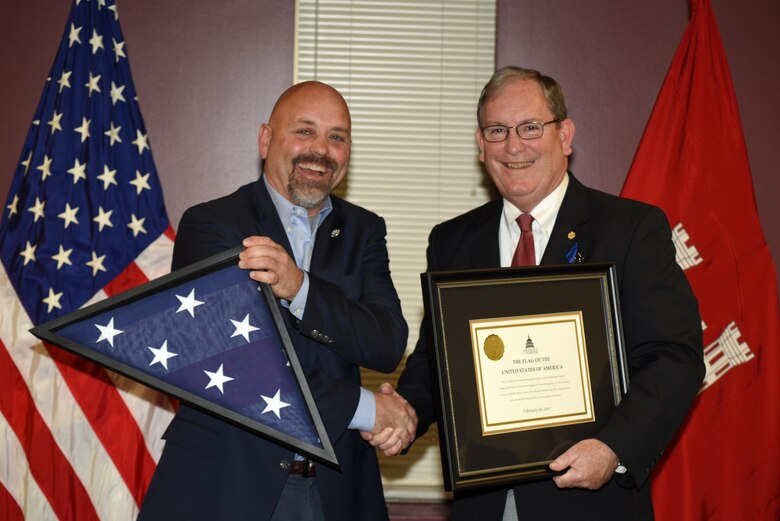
[398,174,704,521]
[139,179,407,521]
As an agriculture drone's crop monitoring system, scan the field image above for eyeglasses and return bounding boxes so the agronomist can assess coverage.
[480,119,560,142]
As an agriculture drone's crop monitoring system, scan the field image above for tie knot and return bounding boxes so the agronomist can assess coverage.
[517,213,534,233]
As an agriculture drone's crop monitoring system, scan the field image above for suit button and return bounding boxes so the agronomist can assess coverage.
[311,329,319,336]
[279,459,290,470]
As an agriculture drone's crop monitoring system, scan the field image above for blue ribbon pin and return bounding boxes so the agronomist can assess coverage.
[565,242,584,264]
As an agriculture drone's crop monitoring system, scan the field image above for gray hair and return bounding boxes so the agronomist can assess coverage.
[477,66,568,126]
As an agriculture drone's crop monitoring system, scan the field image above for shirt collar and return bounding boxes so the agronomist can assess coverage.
[502,172,569,236]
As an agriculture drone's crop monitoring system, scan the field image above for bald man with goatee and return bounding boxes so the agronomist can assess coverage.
[139,82,415,521]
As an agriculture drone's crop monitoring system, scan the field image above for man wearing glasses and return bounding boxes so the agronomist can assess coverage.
[370,67,704,520]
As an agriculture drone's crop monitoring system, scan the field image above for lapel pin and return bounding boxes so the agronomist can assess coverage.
[567,231,576,240]
[331,229,340,238]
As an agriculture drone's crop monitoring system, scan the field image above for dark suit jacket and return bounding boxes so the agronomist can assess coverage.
[138,179,408,521]
[397,174,704,521]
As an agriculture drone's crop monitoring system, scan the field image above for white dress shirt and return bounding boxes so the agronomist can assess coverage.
[498,173,569,266]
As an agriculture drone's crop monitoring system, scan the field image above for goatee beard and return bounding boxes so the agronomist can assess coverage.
[288,154,338,209]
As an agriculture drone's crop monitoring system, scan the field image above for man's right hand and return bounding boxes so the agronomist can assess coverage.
[239,236,304,301]
[361,383,417,456]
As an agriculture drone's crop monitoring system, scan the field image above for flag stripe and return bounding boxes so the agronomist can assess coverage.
[0,338,100,521]
[163,224,176,244]
[0,482,25,521]
[104,259,154,298]
[0,414,49,521]
[134,229,176,282]
[107,371,175,462]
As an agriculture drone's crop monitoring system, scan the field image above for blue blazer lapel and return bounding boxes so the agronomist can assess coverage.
[250,179,295,258]
[309,203,345,280]
[542,173,592,266]
[467,198,502,269]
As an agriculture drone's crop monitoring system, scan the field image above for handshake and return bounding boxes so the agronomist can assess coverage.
[360,383,418,456]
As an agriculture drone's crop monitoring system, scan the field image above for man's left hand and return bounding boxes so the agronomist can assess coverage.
[549,438,618,490]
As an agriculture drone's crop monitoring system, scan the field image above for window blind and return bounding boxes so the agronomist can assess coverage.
[296,0,496,499]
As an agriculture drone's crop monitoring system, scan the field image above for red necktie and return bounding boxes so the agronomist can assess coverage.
[511,214,536,266]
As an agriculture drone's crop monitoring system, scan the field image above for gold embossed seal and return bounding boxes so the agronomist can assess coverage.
[483,334,505,361]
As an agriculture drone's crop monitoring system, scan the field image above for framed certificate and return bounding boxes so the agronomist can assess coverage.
[30,246,338,467]
[422,263,627,490]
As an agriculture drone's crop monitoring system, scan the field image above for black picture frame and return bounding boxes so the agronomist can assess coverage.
[422,263,627,491]
[30,246,338,468]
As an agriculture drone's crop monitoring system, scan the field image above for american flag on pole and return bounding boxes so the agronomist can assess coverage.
[622,0,780,518]
[0,1,176,519]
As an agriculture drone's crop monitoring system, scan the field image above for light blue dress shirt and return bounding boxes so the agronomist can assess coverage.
[263,176,375,432]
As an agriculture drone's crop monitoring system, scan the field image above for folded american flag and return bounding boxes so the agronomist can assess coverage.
[31,250,332,463]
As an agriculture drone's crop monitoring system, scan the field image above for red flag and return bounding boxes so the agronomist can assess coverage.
[621,0,780,519]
